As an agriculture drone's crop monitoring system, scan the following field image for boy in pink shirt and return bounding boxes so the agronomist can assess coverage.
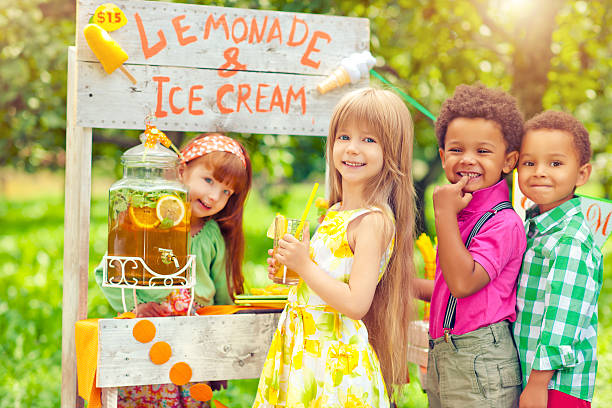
[416,84,527,407]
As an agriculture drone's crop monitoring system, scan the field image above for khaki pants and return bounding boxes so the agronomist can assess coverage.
[426,321,521,408]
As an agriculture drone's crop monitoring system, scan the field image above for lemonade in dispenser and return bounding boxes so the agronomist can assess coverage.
[105,133,192,287]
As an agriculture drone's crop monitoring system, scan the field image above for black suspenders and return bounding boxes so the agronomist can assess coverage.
[442,201,514,340]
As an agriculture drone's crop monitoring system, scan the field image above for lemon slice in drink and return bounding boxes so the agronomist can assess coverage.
[156,195,186,226]
[266,214,287,239]
[129,206,161,229]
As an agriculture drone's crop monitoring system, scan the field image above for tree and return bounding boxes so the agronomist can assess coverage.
[1,0,610,220]
[336,0,612,231]
[0,0,73,170]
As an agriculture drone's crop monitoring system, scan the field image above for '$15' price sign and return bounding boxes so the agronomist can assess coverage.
[92,3,127,32]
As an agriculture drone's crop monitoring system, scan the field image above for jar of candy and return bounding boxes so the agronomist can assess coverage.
[106,137,190,286]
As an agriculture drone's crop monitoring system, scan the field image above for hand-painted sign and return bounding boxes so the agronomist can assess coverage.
[512,171,611,248]
[582,195,612,248]
[75,0,370,135]
[92,3,128,32]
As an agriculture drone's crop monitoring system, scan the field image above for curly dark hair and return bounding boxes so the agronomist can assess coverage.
[435,84,524,152]
[524,110,591,165]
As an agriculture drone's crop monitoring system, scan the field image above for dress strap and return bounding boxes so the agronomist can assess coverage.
[345,206,395,281]
[345,207,381,223]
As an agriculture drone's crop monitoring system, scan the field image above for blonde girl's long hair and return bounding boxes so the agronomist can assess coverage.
[327,88,416,393]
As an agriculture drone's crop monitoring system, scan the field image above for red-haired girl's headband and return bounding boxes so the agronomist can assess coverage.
[180,135,246,168]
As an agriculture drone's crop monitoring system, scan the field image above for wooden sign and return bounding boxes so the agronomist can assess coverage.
[512,171,612,248]
[75,0,370,135]
[582,195,612,248]
[97,314,279,387]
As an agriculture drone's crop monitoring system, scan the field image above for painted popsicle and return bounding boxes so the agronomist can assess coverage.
[83,23,136,84]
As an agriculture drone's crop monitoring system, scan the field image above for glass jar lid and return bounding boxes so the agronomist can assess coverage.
[121,134,179,167]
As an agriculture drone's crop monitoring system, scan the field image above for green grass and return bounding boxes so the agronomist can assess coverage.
[0,182,610,407]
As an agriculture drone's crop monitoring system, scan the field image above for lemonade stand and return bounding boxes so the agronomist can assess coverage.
[64,1,371,407]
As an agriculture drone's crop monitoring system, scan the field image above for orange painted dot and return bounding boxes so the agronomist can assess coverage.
[149,341,172,365]
[132,320,156,343]
[169,362,192,386]
[189,383,213,402]
[213,400,229,408]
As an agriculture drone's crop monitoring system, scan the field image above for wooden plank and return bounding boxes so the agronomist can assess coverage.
[97,313,280,387]
[407,345,428,368]
[76,0,369,74]
[409,320,429,349]
[78,128,92,325]
[62,46,93,408]
[96,314,430,388]
[407,320,429,370]
[76,61,367,134]
[101,388,118,408]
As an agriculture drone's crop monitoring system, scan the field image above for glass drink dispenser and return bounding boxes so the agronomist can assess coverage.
[104,138,194,287]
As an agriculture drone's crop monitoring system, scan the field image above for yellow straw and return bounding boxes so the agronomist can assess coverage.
[295,183,319,238]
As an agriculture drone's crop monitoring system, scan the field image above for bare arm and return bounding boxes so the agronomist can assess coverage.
[414,278,434,302]
[519,370,554,408]
[434,176,490,298]
[274,212,389,320]
[136,302,170,317]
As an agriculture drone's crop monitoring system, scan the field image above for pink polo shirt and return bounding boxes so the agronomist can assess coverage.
[429,179,526,339]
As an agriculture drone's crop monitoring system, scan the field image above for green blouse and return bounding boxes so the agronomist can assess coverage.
[94,219,232,313]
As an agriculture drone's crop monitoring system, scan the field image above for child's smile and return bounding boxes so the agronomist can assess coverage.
[333,121,383,189]
[456,171,482,182]
[181,164,234,219]
[343,160,365,167]
[440,118,517,193]
[196,199,212,211]
[518,129,590,213]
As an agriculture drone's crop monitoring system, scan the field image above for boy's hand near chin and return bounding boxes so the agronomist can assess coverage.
[433,176,473,217]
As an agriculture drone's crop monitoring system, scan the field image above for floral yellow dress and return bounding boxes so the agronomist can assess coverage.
[253,204,393,408]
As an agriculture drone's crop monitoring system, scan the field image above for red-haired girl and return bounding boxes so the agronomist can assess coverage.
[95,133,252,407]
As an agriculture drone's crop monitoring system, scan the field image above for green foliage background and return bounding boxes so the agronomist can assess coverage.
[2,0,611,214]
[1,0,612,406]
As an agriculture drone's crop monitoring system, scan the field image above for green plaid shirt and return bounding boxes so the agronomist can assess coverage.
[513,198,603,401]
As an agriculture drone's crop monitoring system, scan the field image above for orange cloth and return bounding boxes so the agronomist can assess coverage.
[75,308,278,406]
[75,312,135,407]
[75,318,102,408]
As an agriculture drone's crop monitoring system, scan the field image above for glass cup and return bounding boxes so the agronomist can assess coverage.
[272,217,307,285]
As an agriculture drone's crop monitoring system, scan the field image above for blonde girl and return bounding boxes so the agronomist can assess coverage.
[253,88,416,407]
[95,133,252,407]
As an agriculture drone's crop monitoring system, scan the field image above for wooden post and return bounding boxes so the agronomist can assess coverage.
[62,45,92,408]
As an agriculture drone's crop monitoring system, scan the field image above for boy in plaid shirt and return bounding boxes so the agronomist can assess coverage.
[514,111,603,408]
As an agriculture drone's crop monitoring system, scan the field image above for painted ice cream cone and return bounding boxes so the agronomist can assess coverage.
[317,66,352,94]
[316,51,376,94]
